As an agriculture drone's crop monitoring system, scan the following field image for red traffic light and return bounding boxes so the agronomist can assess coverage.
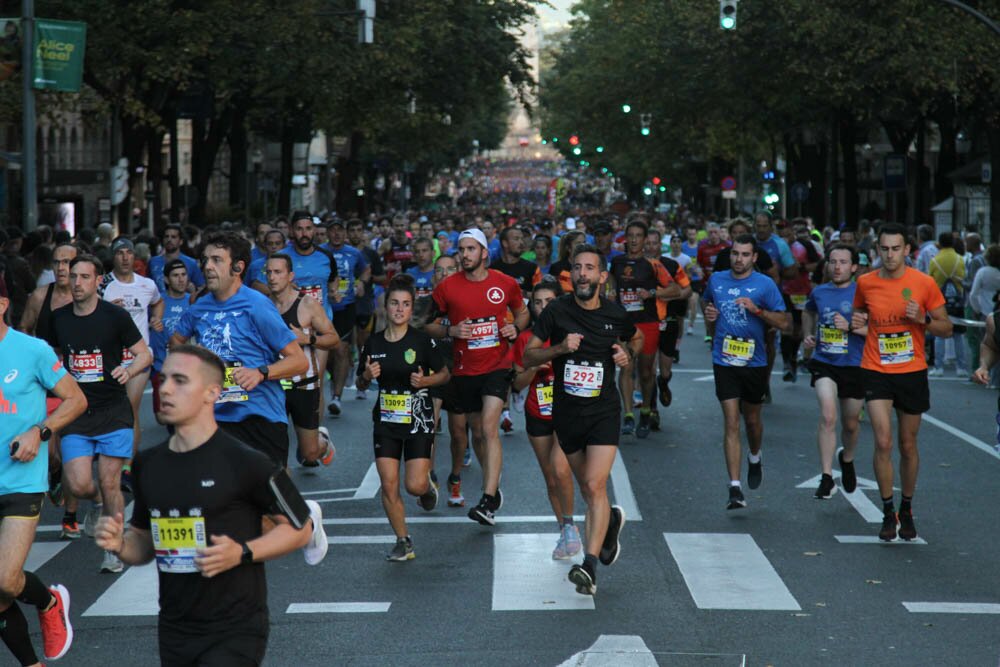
[569,135,580,146]
[652,176,662,185]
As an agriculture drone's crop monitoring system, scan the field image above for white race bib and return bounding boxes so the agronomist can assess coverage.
[563,361,604,398]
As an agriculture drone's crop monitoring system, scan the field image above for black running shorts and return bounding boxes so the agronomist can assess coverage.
[554,410,619,454]
[219,416,290,467]
[373,433,434,461]
[159,626,268,667]
[808,360,864,400]
[285,387,321,430]
[332,303,357,340]
[525,413,555,438]
[0,493,44,520]
[861,368,930,415]
[713,364,770,404]
[657,317,681,362]
[449,369,512,414]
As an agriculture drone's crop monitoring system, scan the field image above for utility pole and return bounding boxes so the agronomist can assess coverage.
[21,0,36,231]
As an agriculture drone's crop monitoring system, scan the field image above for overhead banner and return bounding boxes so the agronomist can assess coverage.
[33,19,86,92]
[546,177,566,217]
[0,18,20,82]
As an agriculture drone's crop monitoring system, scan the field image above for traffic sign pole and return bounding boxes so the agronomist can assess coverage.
[22,0,37,231]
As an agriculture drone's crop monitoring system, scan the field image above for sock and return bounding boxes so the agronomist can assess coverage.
[730,480,742,488]
[900,495,912,513]
[448,473,460,485]
[16,572,52,610]
[583,554,598,574]
[882,496,895,514]
[562,515,574,526]
[0,604,39,666]
[122,463,131,474]
[821,473,833,482]
[640,407,651,416]
[63,511,77,524]
[748,452,761,464]
[624,412,634,420]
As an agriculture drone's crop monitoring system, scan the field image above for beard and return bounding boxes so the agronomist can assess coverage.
[574,279,598,300]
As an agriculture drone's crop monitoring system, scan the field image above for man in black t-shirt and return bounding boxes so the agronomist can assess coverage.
[524,244,642,597]
[95,345,318,667]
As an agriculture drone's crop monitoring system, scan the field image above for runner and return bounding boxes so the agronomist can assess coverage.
[851,222,952,541]
[548,230,585,293]
[149,259,193,426]
[49,254,153,573]
[511,281,580,559]
[0,282,84,665]
[379,214,416,280]
[523,243,642,596]
[405,237,436,300]
[356,275,449,561]
[666,233,701,337]
[703,235,789,510]
[609,221,681,437]
[426,228,528,525]
[93,345,321,666]
[265,253,339,467]
[101,237,163,492]
[247,229,288,291]
[147,224,204,295]
[973,309,1000,450]
[802,244,866,499]
[778,221,819,383]
[325,220,371,412]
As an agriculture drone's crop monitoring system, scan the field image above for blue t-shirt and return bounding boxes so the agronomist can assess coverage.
[0,330,66,493]
[284,245,338,316]
[805,282,864,366]
[681,242,701,280]
[323,243,369,310]
[175,286,296,424]
[488,238,502,263]
[405,266,435,300]
[151,293,192,372]
[757,235,795,269]
[247,257,267,288]
[148,253,204,295]
[704,270,786,367]
[251,246,267,264]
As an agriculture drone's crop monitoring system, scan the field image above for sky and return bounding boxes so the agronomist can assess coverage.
[536,0,574,33]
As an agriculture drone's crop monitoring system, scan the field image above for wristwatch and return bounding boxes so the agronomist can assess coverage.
[257,365,270,381]
[34,424,52,441]
[241,542,254,565]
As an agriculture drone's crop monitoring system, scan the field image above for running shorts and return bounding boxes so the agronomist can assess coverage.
[635,321,660,356]
[219,416,290,467]
[61,429,133,462]
[554,410,619,454]
[657,317,681,362]
[713,364,769,404]
[0,492,44,520]
[449,369,512,414]
[861,369,930,415]
[807,361,864,400]
[525,413,554,438]
[332,303,357,340]
[159,626,268,667]
[373,433,434,461]
[285,388,321,430]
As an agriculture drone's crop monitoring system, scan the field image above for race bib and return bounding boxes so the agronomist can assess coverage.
[563,361,604,398]
[790,294,808,310]
[818,326,848,355]
[467,317,499,349]
[337,278,350,297]
[535,381,553,417]
[219,362,249,403]
[722,335,755,366]
[151,516,206,574]
[300,284,323,302]
[120,347,135,369]
[620,288,643,312]
[69,352,104,383]
[878,331,914,365]
[380,392,412,424]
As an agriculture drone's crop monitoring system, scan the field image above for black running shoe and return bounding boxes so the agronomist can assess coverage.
[649,410,661,432]
[568,564,596,596]
[782,369,795,382]
[727,485,747,510]
[897,507,917,541]
[657,373,672,407]
[879,511,898,542]
[599,505,626,566]
[468,495,496,526]
[635,413,651,439]
[814,474,836,500]
[747,456,762,489]
[838,450,857,493]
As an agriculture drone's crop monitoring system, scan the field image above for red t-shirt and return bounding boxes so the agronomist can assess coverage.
[511,329,553,420]
[431,270,525,376]
[697,241,730,277]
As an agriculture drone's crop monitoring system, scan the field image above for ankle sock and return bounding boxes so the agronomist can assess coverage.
[882,497,895,514]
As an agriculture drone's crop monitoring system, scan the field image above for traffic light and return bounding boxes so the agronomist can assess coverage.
[762,170,775,181]
[719,0,737,30]
[572,146,582,156]
[643,186,653,196]
[640,113,652,136]
[658,186,667,192]
[569,135,580,146]
[596,146,604,153]
[622,104,632,114]
[652,176,662,185]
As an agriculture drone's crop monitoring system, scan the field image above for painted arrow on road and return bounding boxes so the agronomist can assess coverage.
[796,471,885,523]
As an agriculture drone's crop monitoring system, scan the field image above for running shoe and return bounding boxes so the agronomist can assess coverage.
[879,511,898,542]
[599,505,626,566]
[430,469,439,489]
[83,504,102,538]
[782,369,795,383]
[727,485,747,510]
[100,551,123,574]
[468,494,496,526]
[447,476,465,507]
[39,584,73,661]
[838,450,856,493]
[704,335,712,344]
[354,387,367,400]
[747,455,762,489]
[296,447,320,468]
[303,500,329,565]
[814,474,837,500]
[462,446,472,467]
[635,413,651,439]
[386,536,415,562]
[649,410,661,432]
[552,528,569,560]
[928,366,944,377]
[897,507,918,541]
[327,397,342,417]
[318,427,336,466]
[686,325,693,336]
[417,474,438,512]
[657,373,672,407]
[563,524,582,557]
[621,414,635,436]
[511,390,525,413]
[119,468,133,494]
[568,564,596,596]
[500,413,514,435]
[60,520,81,540]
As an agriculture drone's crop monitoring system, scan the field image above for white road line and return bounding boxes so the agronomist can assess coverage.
[352,462,381,499]
[556,635,658,666]
[840,489,884,524]
[329,535,396,544]
[286,602,391,614]
[83,563,159,616]
[903,602,1000,614]
[835,535,927,545]
[301,487,357,496]
[25,542,70,571]
[923,414,1000,461]
[610,453,642,521]
[693,375,715,382]
[664,533,801,611]
[323,514,587,526]
[492,534,594,611]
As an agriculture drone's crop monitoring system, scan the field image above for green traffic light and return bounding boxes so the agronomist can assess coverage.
[596,146,604,153]
[643,187,653,196]
[572,147,582,155]
[541,139,547,145]
[621,104,631,114]
[641,127,650,136]
[552,137,559,143]
[720,16,735,29]
[658,186,666,192]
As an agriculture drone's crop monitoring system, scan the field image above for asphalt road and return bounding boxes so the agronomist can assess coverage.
[18,322,1000,666]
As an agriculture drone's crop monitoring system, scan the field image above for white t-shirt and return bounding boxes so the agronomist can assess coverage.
[102,273,161,343]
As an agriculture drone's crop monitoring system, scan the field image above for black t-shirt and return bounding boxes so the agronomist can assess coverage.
[130,429,280,637]
[356,246,383,316]
[493,258,538,299]
[713,246,774,274]
[532,294,636,418]
[49,299,142,436]
[357,327,445,437]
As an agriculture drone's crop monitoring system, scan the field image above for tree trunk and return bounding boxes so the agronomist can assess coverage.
[228,108,248,211]
[334,130,364,217]
[190,106,233,224]
[146,130,165,234]
[838,110,859,227]
[278,123,294,215]
[932,104,957,206]
[914,116,926,225]
[119,120,148,235]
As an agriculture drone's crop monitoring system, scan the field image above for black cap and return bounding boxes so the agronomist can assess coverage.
[164,258,187,276]
[592,221,613,234]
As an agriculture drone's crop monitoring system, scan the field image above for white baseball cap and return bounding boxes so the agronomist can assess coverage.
[565,217,577,230]
[458,228,489,250]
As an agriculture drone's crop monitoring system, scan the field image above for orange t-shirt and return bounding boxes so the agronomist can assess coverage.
[852,267,945,373]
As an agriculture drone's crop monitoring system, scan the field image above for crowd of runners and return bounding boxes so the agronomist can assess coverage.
[1,175,998,663]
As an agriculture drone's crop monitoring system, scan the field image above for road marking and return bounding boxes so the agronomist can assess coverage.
[329,535,396,544]
[25,542,70,571]
[796,472,878,491]
[352,462,381,499]
[664,533,801,611]
[693,374,715,382]
[556,635,658,666]
[797,473,883,523]
[610,453,642,520]
[324,514,587,526]
[301,487,357,496]
[83,563,159,616]
[286,602,391,614]
[835,535,927,545]
[492,533,593,611]
[903,602,1000,614]
[923,414,1000,461]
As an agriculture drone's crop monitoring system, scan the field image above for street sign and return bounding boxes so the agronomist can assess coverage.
[721,190,737,199]
[790,182,810,202]
[982,161,992,184]
[721,176,737,191]
[883,154,907,191]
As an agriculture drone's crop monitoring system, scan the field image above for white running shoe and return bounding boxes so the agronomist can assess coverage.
[303,500,328,565]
